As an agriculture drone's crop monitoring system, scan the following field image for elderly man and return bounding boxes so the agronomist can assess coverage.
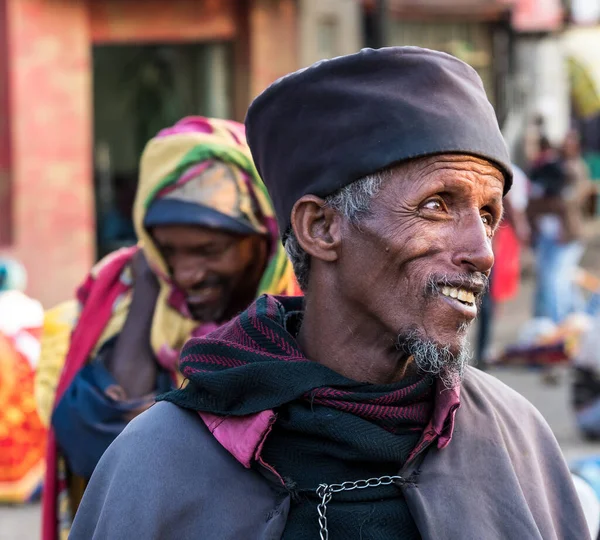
[71,49,588,539]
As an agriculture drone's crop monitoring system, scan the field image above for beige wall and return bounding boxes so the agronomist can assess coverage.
[298,0,362,68]
[515,36,570,146]
[249,0,299,98]
[1,0,94,307]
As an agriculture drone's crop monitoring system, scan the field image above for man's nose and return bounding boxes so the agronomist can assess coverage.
[450,213,495,275]
[173,259,208,290]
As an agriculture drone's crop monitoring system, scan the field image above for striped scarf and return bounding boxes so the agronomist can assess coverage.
[162,294,434,430]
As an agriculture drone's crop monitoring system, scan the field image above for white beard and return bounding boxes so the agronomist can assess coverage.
[397,330,471,389]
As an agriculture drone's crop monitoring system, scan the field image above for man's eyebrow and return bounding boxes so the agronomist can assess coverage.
[498,205,506,222]
[490,203,506,231]
[487,195,504,207]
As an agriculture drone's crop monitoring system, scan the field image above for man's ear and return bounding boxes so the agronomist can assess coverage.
[290,195,341,262]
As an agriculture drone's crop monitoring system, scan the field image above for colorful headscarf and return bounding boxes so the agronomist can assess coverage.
[135,116,300,366]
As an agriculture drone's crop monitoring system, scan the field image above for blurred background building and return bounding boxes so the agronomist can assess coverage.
[0,0,598,307]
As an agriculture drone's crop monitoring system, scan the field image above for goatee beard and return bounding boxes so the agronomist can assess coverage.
[397,328,471,389]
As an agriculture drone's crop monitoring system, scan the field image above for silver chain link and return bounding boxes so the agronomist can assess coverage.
[316,475,404,540]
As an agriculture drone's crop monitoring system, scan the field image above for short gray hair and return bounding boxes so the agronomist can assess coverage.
[284,170,392,290]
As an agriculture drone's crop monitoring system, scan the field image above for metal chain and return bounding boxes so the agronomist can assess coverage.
[316,475,404,540]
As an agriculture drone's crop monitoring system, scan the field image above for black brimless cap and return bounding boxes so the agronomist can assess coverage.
[245,47,513,240]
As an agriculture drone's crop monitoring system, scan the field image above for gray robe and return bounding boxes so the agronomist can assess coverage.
[70,368,589,539]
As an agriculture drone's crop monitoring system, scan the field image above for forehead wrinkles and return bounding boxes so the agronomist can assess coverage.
[379,156,504,201]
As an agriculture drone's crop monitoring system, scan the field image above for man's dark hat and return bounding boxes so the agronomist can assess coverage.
[245,47,513,239]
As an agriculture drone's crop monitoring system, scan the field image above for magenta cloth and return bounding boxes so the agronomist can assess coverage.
[156,116,245,146]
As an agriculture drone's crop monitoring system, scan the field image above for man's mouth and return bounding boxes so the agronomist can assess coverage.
[187,286,222,305]
[440,286,476,307]
[438,285,478,319]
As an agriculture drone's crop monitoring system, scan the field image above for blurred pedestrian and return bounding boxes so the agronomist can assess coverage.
[37,116,300,540]
[563,129,597,219]
[572,309,600,440]
[71,48,587,540]
[0,258,46,503]
[527,131,593,324]
[522,113,548,170]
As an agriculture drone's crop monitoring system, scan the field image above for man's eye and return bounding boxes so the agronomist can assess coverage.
[422,199,444,211]
[198,244,231,257]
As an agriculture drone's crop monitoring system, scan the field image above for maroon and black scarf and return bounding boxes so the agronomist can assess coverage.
[160,294,434,435]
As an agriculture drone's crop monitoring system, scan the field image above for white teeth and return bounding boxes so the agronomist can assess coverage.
[457,290,469,302]
[441,287,475,305]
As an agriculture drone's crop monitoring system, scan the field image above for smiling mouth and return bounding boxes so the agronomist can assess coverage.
[440,286,476,307]
[187,287,222,305]
[436,286,478,320]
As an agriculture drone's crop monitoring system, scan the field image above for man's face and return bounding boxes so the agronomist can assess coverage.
[151,225,267,322]
[337,155,504,357]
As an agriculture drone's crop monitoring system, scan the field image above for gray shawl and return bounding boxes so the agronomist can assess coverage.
[70,367,589,540]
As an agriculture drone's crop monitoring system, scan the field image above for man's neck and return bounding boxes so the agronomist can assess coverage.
[297,293,414,385]
[221,240,269,323]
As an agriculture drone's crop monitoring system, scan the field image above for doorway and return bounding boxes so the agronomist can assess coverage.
[92,42,233,258]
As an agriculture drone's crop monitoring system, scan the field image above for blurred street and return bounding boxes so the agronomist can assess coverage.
[486,220,600,463]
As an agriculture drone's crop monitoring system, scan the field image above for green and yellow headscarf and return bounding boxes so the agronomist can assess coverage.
[134,116,300,362]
